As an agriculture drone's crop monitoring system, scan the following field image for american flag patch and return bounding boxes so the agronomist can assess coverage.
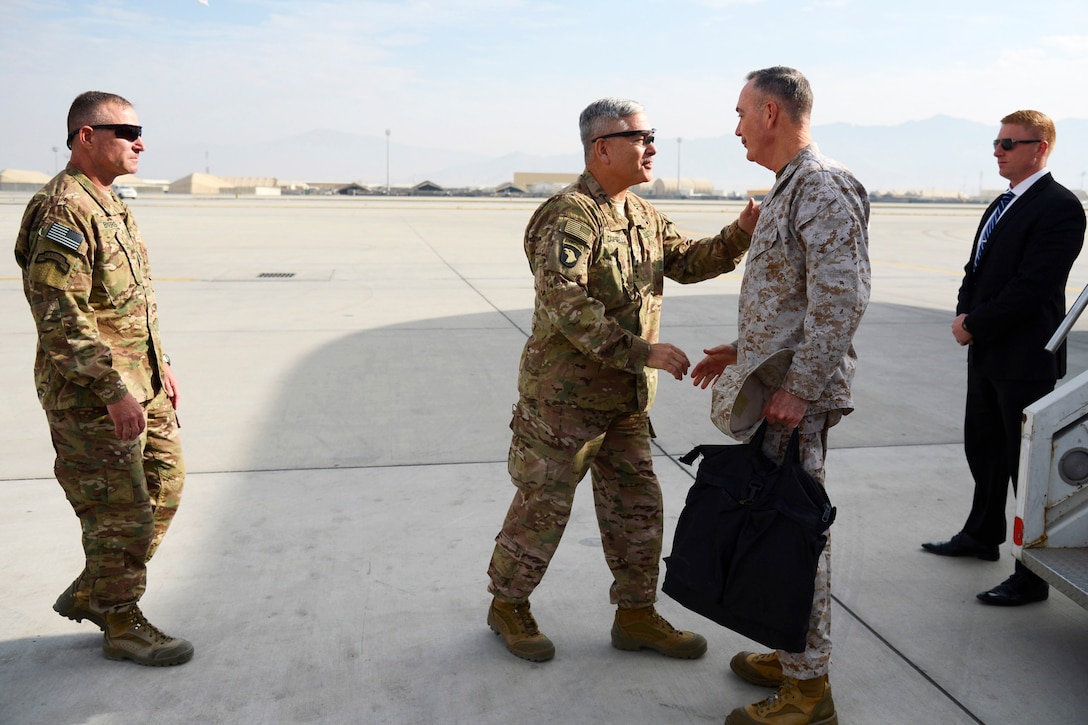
[45,223,84,252]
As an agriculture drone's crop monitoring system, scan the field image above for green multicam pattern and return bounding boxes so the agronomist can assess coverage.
[489,400,663,607]
[489,170,751,609]
[736,146,871,413]
[15,166,183,611]
[14,165,167,409]
[48,389,183,608]
[518,170,751,413]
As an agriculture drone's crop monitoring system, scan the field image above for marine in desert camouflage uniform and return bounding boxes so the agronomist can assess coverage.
[14,91,192,667]
[486,97,759,663]
[692,68,870,725]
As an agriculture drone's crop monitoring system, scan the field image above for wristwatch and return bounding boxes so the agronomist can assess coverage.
[162,353,172,365]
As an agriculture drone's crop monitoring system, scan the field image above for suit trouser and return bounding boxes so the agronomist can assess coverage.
[761,412,838,680]
[488,398,663,608]
[46,389,185,609]
[962,368,1054,546]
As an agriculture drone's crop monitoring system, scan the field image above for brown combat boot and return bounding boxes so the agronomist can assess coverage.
[102,606,194,667]
[53,575,106,630]
[487,598,555,662]
[610,605,707,659]
[730,650,787,687]
[725,674,837,725]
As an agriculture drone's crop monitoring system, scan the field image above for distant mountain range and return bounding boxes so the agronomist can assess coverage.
[11,116,1088,195]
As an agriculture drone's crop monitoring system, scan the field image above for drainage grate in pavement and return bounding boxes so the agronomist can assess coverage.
[210,269,333,281]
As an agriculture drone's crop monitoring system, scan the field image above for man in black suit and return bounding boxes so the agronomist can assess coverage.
[923,109,1085,606]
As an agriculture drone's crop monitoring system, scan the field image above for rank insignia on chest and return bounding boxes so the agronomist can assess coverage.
[44,222,84,252]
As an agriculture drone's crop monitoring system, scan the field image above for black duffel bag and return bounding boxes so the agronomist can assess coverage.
[662,421,835,653]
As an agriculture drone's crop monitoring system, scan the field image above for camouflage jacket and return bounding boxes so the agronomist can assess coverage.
[519,169,751,412]
[737,145,871,414]
[14,165,166,410]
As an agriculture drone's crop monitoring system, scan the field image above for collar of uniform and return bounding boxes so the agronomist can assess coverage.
[580,169,650,231]
[765,144,819,204]
[68,165,126,216]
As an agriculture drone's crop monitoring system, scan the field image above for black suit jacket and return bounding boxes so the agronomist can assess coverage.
[957,173,1086,380]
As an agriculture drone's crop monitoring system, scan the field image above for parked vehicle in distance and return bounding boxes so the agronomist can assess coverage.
[113,185,138,199]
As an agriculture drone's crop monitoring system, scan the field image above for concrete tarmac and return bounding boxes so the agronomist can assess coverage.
[1,194,1087,724]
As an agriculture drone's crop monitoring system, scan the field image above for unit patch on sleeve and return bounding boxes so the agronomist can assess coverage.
[559,218,593,268]
[35,250,71,275]
[560,243,584,268]
[44,222,84,252]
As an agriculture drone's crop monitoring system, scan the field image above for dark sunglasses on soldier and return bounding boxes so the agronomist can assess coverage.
[66,123,143,149]
[993,138,1041,151]
[592,128,656,145]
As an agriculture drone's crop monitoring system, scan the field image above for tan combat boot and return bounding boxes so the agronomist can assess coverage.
[725,674,837,725]
[730,650,787,687]
[102,606,194,667]
[610,605,707,659]
[487,598,555,662]
[53,575,106,630]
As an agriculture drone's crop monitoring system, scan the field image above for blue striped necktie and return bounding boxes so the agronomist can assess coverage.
[973,190,1015,270]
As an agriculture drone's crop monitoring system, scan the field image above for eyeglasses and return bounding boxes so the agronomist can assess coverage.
[66,124,143,149]
[592,128,656,145]
[993,138,1041,151]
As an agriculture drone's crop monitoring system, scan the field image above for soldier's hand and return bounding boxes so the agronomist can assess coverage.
[738,197,760,235]
[646,343,690,381]
[107,393,147,441]
[162,359,180,410]
[690,344,738,389]
[762,388,808,429]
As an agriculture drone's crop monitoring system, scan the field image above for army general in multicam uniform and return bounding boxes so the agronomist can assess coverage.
[14,91,193,666]
[692,67,870,725]
[486,97,760,663]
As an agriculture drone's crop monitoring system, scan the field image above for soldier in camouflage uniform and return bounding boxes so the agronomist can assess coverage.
[691,68,870,725]
[486,98,759,663]
[14,92,193,667]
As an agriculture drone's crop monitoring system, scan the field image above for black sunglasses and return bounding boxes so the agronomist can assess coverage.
[592,128,656,145]
[993,138,1041,151]
[66,123,143,149]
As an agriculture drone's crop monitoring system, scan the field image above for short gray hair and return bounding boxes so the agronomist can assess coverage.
[746,67,812,124]
[579,98,645,156]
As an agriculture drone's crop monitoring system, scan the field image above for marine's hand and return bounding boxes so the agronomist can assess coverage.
[690,344,738,389]
[107,393,147,441]
[762,388,808,429]
[162,360,180,410]
[646,343,691,381]
[738,198,760,235]
[952,313,973,346]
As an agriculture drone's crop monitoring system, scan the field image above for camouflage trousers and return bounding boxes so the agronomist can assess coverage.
[46,389,185,610]
[761,411,841,679]
[488,398,663,608]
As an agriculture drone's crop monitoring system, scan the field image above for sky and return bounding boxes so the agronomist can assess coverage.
[2,0,1088,182]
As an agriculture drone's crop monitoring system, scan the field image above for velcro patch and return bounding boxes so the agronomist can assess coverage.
[560,243,584,268]
[45,222,84,252]
[561,218,593,245]
[34,250,71,275]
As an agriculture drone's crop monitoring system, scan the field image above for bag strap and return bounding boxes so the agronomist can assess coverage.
[785,425,802,464]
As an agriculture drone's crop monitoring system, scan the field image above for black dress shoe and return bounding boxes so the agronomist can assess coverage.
[921,532,1000,561]
[977,572,1049,606]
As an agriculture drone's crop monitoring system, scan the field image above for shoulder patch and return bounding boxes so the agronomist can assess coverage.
[35,250,71,276]
[44,222,84,252]
[560,243,584,268]
[561,218,594,245]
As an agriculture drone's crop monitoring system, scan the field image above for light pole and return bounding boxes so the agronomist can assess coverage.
[676,137,682,198]
[385,129,391,194]
[52,146,58,174]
